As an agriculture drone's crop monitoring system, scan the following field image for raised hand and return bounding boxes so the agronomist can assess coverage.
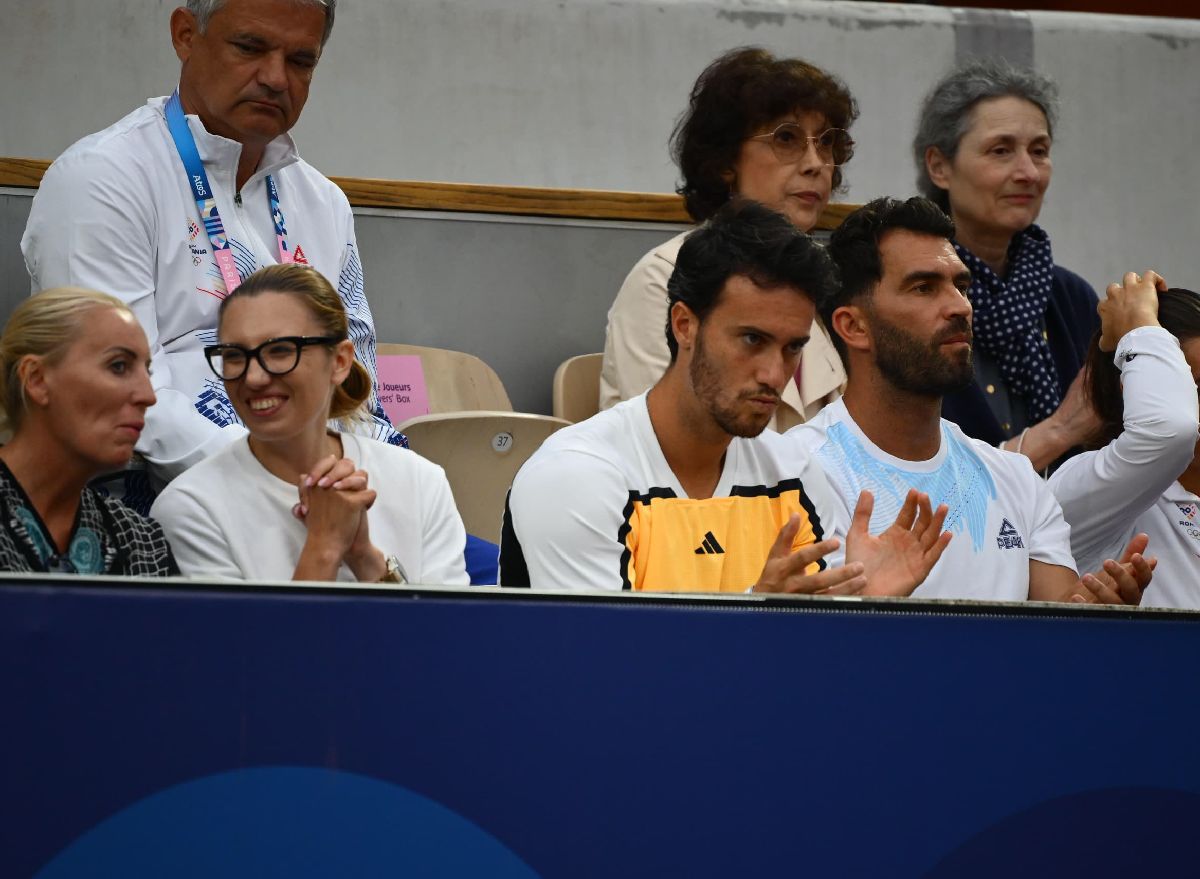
[845,489,952,597]
[752,513,867,595]
[1098,271,1167,352]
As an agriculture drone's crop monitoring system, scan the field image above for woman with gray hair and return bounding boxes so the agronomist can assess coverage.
[914,59,1099,471]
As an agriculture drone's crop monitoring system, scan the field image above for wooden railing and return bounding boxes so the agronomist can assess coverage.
[0,157,853,230]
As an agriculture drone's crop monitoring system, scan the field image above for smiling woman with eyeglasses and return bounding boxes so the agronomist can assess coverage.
[600,47,859,431]
[151,264,469,585]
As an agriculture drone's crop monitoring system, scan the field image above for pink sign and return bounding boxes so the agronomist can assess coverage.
[375,355,430,427]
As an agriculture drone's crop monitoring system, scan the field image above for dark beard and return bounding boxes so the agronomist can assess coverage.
[689,332,776,438]
[872,313,975,397]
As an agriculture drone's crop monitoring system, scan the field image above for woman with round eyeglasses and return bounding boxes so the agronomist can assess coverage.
[0,287,176,575]
[151,264,468,585]
[914,59,1100,470]
[600,47,858,431]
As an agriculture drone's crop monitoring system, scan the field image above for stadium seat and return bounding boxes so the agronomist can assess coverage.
[552,352,602,423]
[377,343,511,413]
[396,411,570,543]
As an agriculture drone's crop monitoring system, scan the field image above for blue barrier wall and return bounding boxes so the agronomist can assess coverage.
[4,578,1200,877]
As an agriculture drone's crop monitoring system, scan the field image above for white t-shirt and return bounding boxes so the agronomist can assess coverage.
[21,96,401,484]
[500,393,844,592]
[151,432,468,585]
[788,398,1077,600]
[1048,326,1200,608]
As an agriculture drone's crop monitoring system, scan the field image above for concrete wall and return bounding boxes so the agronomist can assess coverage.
[0,190,684,414]
[2,0,1199,408]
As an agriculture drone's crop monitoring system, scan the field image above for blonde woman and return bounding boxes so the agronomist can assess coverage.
[0,287,176,574]
[152,265,468,584]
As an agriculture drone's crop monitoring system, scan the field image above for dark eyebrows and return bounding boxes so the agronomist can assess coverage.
[901,269,973,290]
[735,325,809,347]
[901,270,947,287]
[229,32,268,46]
[230,31,319,62]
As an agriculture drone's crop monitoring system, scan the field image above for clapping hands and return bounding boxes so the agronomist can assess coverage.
[752,490,951,597]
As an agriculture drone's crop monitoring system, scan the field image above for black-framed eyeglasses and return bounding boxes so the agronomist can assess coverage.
[203,336,340,381]
[747,124,854,167]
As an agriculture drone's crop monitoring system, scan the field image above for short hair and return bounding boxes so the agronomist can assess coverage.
[664,199,839,359]
[186,0,337,47]
[671,47,859,222]
[1086,287,1200,447]
[913,59,1059,212]
[0,288,133,434]
[823,196,957,361]
[218,264,370,420]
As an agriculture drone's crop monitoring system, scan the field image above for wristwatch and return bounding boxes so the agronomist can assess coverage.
[378,554,406,584]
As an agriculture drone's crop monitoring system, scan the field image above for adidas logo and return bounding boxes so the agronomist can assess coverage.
[694,531,725,555]
[996,518,1025,550]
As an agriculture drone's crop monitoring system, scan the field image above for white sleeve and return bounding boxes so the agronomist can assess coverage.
[505,450,631,590]
[599,248,674,408]
[1024,464,1079,575]
[333,201,405,447]
[21,151,244,482]
[150,484,246,580]
[414,463,470,586]
[1048,326,1198,567]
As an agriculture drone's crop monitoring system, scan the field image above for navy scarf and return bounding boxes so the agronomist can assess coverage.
[955,225,1061,424]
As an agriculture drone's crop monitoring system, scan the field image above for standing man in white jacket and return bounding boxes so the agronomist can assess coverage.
[21,0,402,506]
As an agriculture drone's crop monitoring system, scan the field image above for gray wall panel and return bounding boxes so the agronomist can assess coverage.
[352,211,685,413]
[0,194,32,321]
[5,1,1198,295]
[0,189,683,415]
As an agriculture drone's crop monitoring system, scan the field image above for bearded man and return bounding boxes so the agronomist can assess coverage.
[500,201,952,595]
[788,196,1152,604]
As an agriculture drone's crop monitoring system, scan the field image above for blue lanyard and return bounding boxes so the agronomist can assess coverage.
[165,91,292,293]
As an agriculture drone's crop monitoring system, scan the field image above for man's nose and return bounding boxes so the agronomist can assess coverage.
[257,51,288,93]
[945,285,973,321]
[756,350,792,391]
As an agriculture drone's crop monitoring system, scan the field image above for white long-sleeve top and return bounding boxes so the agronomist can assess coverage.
[21,95,401,486]
[1048,326,1200,608]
